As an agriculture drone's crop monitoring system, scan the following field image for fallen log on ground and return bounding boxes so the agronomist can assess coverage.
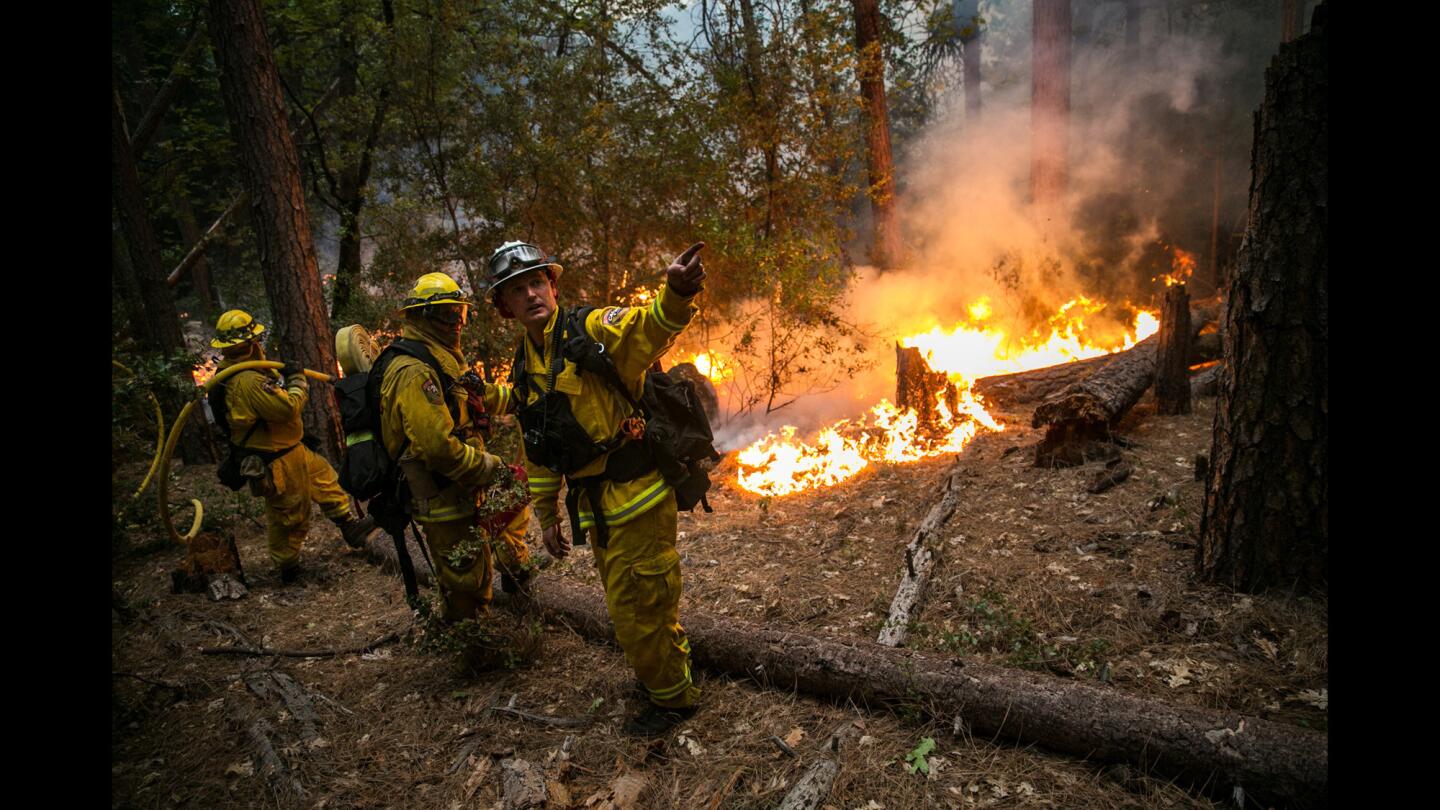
[972,304,1218,408]
[1191,363,1222,398]
[522,578,1326,807]
[876,462,966,646]
[362,524,437,588]
[778,722,863,810]
[1032,306,1215,467]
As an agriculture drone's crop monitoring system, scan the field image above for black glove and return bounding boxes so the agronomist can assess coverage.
[280,360,304,377]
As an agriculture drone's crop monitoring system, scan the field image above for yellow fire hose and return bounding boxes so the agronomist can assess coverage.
[156,361,333,545]
[111,360,167,499]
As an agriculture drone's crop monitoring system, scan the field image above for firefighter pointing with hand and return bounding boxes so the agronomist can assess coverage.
[487,239,707,736]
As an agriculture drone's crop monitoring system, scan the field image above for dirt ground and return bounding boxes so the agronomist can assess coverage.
[111,392,1327,809]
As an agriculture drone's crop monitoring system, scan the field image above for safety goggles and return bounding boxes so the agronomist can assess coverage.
[402,288,470,308]
[423,303,468,326]
[215,323,263,344]
[489,243,552,278]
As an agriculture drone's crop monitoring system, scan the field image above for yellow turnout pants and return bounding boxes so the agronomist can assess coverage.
[420,508,532,623]
[261,445,352,571]
[588,492,698,709]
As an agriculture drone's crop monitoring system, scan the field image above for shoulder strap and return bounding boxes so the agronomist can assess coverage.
[560,306,646,416]
[210,377,265,448]
[387,339,461,423]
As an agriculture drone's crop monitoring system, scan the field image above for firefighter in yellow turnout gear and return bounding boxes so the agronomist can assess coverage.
[209,310,374,582]
[377,273,532,623]
[487,240,708,736]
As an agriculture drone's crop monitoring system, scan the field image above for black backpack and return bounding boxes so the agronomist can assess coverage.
[511,306,722,513]
[336,339,455,510]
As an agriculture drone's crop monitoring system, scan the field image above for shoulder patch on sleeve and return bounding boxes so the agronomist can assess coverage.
[420,376,443,405]
[603,307,628,325]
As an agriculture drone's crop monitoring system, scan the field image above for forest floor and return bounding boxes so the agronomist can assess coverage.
[111,393,1327,809]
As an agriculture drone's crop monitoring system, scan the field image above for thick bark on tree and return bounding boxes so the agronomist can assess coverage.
[1032,336,1156,467]
[527,578,1326,807]
[853,0,902,269]
[972,351,1115,407]
[1154,284,1192,415]
[208,0,345,462]
[1031,304,1215,465]
[1031,0,1071,214]
[1199,5,1327,594]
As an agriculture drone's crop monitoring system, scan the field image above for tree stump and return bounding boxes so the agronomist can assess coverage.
[895,343,956,428]
[1155,284,1193,415]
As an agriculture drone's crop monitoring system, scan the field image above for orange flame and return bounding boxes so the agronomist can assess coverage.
[734,301,1157,497]
[191,355,219,388]
[686,350,735,383]
[1156,247,1196,287]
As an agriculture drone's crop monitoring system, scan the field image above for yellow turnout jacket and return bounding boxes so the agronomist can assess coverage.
[517,283,698,532]
[216,360,306,452]
[378,328,508,522]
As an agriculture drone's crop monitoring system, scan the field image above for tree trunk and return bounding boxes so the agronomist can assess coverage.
[112,83,185,355]
[1031,0,1070,214]
[113,82,209,464]
[853,0,902,269]
[972,351,1115,406]
[526,578,1326,807]
[208,0,345,462]
[1154,284,1192,415]
[957,0,982,120]
[1281,0,1307,43]
[1199,5,1326,594]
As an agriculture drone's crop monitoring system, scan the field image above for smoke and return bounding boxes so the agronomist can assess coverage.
[704,0,1278,450]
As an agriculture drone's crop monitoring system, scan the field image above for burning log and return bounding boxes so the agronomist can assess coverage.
[972,304,1219,408]
[1154,285,1193,415]
[896,343,957,427]
[971,352,1114,406]
[520,578,1326,807]
[876,462,966,646]
[1190,362,1222,398]
[1032,306,1215,467]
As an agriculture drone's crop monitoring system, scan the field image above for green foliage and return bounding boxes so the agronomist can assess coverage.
[904,736,936,774]
[937,590,1111,677]
[410,595,543,673]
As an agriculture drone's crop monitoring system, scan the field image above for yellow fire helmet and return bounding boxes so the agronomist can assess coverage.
[401,272,472,311]
[335,324,380,376]
[210,309,267,348]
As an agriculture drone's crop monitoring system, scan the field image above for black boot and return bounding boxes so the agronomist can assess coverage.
[279,563,304,584]
[333,513,377,549]
[622,702,698,738]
